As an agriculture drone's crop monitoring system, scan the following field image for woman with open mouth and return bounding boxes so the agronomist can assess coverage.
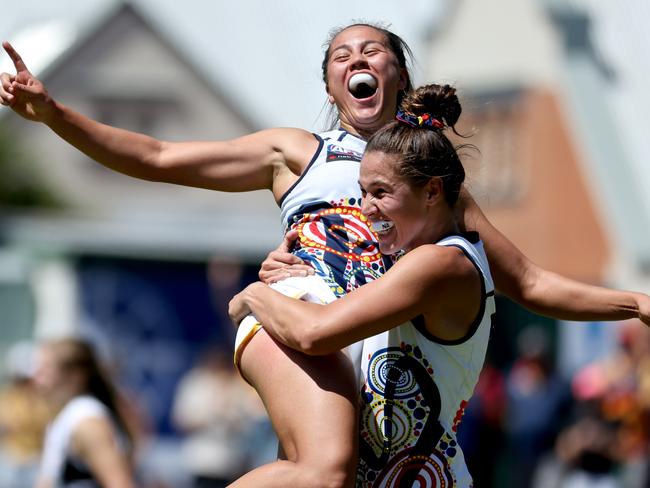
[230,82,493,487]
[2,22,649,487]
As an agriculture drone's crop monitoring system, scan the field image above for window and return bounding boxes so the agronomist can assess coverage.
[453,89,529,206]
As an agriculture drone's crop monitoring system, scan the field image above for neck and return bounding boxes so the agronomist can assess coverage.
[49,391,76,414]
[52,382,87,408]
[433,205,459,240]
[339,117,392,141]
[408,209,458,252]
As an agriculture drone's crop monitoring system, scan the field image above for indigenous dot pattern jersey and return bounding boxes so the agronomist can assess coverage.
[279,129,391,298]
[357,234,496,488]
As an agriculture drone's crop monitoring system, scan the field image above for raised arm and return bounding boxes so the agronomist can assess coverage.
[0,42,315,199]
[457,189,650,324]
[230,245,481,355]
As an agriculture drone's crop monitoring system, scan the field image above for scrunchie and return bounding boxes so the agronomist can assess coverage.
[396,110,444,130]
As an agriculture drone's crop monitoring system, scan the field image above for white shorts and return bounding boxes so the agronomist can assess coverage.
[233,275,338,381]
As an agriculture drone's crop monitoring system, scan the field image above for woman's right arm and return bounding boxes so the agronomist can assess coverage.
[0,42,314,196]
[232,244,480,355]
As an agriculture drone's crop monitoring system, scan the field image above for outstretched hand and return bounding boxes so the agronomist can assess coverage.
[0,41,53,122]
[637,293,650,327]
[258,229,314,283]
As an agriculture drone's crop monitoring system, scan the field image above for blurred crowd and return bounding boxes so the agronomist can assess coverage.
[0,339,276,488]
[461,320,650,488]
[1,319,650,487]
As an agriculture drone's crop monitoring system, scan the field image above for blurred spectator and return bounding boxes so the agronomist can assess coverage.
[203,256,279,473]
[504,325,572,487]
[32,337,136,488]
[537,321,650,488]
[553,405,621,488]
[207,257,245,346]
[458,358,507,488]
[172,346,259,487]
[0,341,51,488]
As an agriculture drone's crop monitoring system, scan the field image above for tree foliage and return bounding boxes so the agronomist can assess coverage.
[0,124,61,208]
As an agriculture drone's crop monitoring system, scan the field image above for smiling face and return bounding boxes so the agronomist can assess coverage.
[32,343,88,403]
[359,151,444,255]
[325,25,408,137]
[32,345,65,397]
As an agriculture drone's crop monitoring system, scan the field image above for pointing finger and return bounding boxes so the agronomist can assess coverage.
[2,41,30,74]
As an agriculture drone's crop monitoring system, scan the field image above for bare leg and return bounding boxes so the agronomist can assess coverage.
[229,328,358,488]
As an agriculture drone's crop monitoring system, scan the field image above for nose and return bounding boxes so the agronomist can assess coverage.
[361,195,376,218]
[350,50,369,71]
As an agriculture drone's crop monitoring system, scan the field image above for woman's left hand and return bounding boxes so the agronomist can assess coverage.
[258,230,314,284]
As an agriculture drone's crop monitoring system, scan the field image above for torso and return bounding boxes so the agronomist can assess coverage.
[279,129,392,297]
[356,234,496,487]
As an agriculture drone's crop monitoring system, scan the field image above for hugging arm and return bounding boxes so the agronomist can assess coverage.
[231,245,479,355]
[458,189,650,324]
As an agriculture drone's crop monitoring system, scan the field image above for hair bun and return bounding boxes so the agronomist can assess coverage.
[400,84,461,128]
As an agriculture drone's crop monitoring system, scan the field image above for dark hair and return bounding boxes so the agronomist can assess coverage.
[321,22,414,128]
[49,338,133,445]
[366,83,466,205]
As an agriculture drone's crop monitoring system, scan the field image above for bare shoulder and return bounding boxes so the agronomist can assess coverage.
[399,244,483,335]
[391,244,480,288]
[249,127,317,151]
[273,127,320,170]
[396,244,476,273]
[246,127,319,173]
[72,415,118,451]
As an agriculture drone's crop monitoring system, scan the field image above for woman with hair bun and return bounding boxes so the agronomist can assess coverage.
[32,338,135,488]
[3,22,650,486]
[231,83,496,486]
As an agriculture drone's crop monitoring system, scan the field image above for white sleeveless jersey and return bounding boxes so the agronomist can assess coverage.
[40,396,120,488]
[233,129,388,381]
[279,129,391,298]
[280,129,366,226]
[356,234,496,488]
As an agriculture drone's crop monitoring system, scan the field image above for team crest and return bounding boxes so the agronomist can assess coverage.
[326,143,363,163]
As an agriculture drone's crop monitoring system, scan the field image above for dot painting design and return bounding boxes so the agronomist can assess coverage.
[289,203,387,298]
[358,346,464,487]
[296,206,381,263]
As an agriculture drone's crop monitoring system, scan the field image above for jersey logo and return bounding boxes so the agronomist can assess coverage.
[326,143,363,163]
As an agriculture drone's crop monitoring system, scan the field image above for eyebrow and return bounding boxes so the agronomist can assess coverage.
[330,40,386,55]
[358,177,392,189]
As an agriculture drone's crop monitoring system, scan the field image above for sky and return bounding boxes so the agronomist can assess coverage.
[0,0,445,129]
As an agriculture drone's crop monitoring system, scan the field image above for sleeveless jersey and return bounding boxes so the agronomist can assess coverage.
[279,129,391,297]
[40,396,125,488]
[356,234,496,487]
